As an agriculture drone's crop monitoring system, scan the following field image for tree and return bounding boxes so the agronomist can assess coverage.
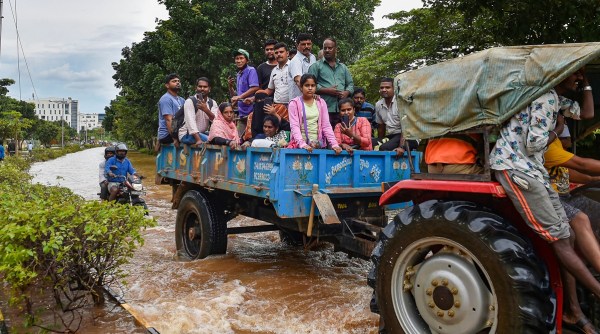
[0,111,34,155]
[0,78,15,97]
[0,78,37,144]
[424,0,600,45]
[35,120,61,147]
[102,105,115,132]
[110,0,379,148]
[349,0,600,103]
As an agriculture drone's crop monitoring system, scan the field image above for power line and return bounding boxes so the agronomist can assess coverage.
[7,0,39,103]
[0,0,4,60]
[14,0,20,100]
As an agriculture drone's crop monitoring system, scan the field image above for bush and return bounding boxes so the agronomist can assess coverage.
[29,145,87,162]
[0,158,156,330]
[137,147,155,156]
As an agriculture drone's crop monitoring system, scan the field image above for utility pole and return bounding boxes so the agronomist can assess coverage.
[0,0,4,60]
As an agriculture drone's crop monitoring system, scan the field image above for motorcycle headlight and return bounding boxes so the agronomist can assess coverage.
[133,183,143,191]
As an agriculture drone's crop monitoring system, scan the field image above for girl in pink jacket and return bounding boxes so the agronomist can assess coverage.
[287,73,342,154]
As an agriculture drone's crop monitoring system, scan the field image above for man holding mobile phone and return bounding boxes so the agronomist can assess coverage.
[248,42,292,139]
[179,77,218,145]
[157,73,185,148]
[227,49,259,136]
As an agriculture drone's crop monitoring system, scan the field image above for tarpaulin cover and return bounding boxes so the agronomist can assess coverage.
[395,42,600,140]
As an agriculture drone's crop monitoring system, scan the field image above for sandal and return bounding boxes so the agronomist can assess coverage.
[563,316,599,334]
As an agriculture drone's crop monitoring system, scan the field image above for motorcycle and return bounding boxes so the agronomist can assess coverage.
[116,174,148,209]
[102,171,148,212]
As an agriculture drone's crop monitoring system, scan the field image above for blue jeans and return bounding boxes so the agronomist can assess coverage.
[181,133,208,144]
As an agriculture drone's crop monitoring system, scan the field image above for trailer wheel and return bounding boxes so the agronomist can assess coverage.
[278,228,304,246]
[175,190,227,259]
[369,200,554,334]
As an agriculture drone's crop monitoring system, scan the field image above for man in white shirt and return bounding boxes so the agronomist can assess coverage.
[288,33,316,101]
[265,42,291,105]
[375,77,413,154]
[250,42,291,139]
[179,77,218,145]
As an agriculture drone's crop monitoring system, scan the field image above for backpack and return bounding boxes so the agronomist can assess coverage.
[171,96,214,136]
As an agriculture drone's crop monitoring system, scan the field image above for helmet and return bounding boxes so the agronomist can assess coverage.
[116,143,128,151]
[104,146,116,160]
[115,143,128,159]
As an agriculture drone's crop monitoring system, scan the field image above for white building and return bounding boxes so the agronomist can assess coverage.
[78,113,103,130]
[29,97,79,129]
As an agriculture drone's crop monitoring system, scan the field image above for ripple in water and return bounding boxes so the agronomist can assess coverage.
[30,147,379,333]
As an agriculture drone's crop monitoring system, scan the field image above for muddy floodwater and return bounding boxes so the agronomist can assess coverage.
[25,147,379,333]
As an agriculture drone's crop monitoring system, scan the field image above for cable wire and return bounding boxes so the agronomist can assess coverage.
[7,0,39,103]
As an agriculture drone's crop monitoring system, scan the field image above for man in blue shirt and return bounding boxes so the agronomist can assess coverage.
[0,141,4,161]
[105,143,138,201]
[158,73,185,146]
[228,49,259,135]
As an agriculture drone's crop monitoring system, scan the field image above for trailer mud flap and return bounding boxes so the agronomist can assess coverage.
[312,192,341,225]
[307,184,341,237]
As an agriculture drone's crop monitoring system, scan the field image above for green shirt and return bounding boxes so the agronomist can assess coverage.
[308,59,354,114]
[302,101,319,143]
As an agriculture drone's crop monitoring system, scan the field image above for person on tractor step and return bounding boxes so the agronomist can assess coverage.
[543,70,598,333]
[105,143,138,201]
[425,134,483,174]
[99,146,116,200]
[375,78,417,155]
[489,68,600,308]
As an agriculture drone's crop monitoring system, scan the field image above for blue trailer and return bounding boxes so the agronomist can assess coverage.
[156,144,419,259]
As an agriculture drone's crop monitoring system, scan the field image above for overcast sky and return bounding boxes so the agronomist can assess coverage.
[0,0,422,114]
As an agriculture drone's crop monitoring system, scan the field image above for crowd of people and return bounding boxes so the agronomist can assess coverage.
[155,33,409,156]
[0,140,34,160]
[153,34,600,332]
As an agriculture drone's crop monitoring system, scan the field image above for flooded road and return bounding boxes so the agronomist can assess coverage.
[29,147,379,333]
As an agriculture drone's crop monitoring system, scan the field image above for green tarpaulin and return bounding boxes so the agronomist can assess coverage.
[395,42,600,140]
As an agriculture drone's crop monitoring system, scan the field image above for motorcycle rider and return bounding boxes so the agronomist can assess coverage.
[99,146,116,200]
[105,143,138,201]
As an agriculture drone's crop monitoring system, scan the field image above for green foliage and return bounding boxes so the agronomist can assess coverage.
[29,145,85,162]
[0,158,156,329]
[350,0,600,103]
[137,147,155,155]
[109,0,379,147]
[32,119,61,147]
[0,156,32,185]
[0,111,34,144]
[102,106,115,132]
[0,78,15,96]
[424,0,600,45]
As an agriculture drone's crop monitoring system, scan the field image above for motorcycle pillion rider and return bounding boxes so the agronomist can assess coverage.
[105,143,139,201]
[99,146,116,200]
